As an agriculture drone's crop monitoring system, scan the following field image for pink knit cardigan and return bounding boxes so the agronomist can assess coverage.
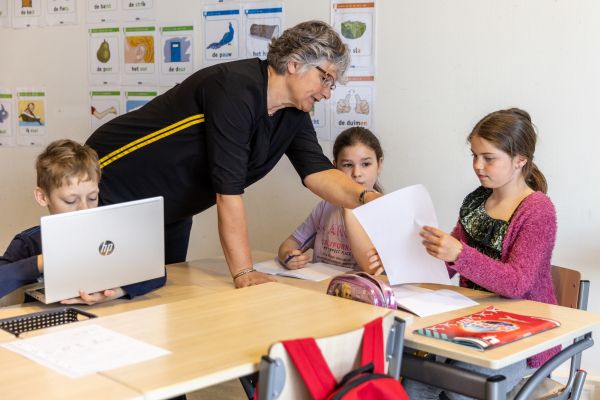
[448,190,559,367]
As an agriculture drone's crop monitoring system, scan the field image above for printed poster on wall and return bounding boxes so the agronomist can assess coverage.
[159,24,194,86]
[89,26,121,85]
[16,89,47,146]
[124,89,156,113]
[121,0,154,21]
[86,0,118,24]
[0,0,9,27]
[202,5,241,66]
[12,0,42,28]
[90,88,122,133]
[331,1,376,77]
[313,99,331,142]
[243,2,283,59]
[122,24,158,85]
[331,78,375,137]
[45,0,77,26]
[0,90,15,147]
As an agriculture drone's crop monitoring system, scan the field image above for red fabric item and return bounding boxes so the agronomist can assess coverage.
[280,317,409,400]
[361,317,384,373]
[282,339,337,400]
[329,378,408,400]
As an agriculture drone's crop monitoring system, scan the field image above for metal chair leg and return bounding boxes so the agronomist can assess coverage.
[239,372,259,399]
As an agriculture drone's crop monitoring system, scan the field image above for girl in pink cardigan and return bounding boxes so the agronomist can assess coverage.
[405,108,558,400]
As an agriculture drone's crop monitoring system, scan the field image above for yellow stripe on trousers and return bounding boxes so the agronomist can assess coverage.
[99,114,205,168]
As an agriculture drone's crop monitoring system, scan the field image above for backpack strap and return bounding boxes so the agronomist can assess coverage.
[361,317,385,374]
[283,339,337,400]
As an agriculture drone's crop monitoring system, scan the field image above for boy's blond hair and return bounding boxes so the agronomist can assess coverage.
[36,139,101,194]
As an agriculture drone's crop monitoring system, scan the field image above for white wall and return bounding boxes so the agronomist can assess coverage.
[2,0,600,378]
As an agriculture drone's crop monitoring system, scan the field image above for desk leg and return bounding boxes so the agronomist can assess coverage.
[513,334,593,400]
[401,353,507,400]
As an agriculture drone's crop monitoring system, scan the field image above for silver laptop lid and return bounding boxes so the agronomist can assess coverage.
[40,196,165,303]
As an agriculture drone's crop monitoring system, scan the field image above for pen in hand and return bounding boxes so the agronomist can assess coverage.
[284,232,317,265]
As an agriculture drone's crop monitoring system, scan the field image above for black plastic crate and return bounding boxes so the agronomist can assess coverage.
[0,307,97,337]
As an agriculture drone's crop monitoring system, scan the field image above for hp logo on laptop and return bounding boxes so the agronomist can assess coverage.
[99,240,115,256]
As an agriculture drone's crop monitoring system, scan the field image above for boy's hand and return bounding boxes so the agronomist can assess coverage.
[61,287,125,305]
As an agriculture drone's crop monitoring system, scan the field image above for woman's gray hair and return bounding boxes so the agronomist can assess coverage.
[267,20,350,82]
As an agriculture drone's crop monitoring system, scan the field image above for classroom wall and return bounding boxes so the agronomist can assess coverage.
[2,0,600,383]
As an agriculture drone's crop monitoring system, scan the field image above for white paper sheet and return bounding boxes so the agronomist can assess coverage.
[352,184,451,285]
[2,324,170,378]
[393,285,478,317]
[254,259,348,281]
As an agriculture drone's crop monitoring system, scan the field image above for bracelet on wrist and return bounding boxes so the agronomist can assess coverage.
[358,189,375,205]
[232,267,256,280]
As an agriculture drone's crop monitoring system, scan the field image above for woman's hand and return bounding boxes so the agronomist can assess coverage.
[420,226,463,262]
[281,249,310,270]
[61,287,125,305]
[363,248,384,275]
[234,270,276,288]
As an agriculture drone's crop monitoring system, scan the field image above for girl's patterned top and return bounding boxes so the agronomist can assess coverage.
[459,186,509,291]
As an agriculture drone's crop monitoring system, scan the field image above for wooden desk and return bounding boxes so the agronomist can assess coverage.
[0,265,215,319]
[182,257,335,292]
[0,346,141,400]
[404,295,600,369]
[17,283,391,400]
[1,259,599,400]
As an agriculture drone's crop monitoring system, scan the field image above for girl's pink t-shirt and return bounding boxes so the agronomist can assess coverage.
[292,200,360,270]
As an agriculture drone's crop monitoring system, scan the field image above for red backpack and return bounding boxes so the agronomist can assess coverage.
[280,317,409,400]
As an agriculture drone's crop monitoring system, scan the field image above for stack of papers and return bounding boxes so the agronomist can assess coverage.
[393,285,478,317]
[254,259,348,282]
[351,184,451,286]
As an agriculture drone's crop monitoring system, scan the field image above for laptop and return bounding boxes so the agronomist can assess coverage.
[25,197,165,304]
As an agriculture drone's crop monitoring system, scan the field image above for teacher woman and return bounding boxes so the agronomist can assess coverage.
[86,20,380,291]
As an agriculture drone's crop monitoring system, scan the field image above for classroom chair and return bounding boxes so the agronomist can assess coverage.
[510,265,593,400]
[256,312,406,400]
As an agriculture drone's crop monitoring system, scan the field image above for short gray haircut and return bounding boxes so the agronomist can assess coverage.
[267,20,350,83]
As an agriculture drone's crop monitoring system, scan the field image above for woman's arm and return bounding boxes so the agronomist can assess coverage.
[217,194,276,287]
[304,169,381,209]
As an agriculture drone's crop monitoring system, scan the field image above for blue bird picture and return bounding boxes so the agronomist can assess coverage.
[206,22,234,50]
[0,104,8,124]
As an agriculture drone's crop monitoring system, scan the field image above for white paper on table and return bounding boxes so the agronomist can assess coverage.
[352,184,451,285]
[1,324,170,378]
[254,259,348,281]
[393,285,478,317]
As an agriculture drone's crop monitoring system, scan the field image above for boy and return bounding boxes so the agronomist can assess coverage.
[0,139,164,304]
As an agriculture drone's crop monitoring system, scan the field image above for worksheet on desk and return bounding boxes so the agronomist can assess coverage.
[2,324,170,378]
[393,285,478,317]
[254,259,348,281]
[352,184,451,286]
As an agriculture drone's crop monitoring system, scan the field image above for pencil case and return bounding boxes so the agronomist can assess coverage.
[326,271,397,309]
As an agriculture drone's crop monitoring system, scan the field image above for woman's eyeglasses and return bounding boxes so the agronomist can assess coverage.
[314,65,337,91]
